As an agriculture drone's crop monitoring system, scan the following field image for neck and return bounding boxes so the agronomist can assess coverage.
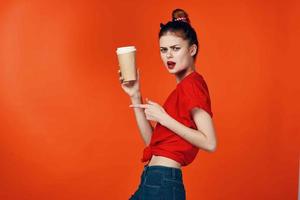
[175,66,195,84]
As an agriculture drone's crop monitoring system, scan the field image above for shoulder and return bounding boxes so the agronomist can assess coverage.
[177,72,209,97]
[176,71,213,118]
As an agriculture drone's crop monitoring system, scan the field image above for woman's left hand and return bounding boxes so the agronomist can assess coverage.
[129,98,169,125]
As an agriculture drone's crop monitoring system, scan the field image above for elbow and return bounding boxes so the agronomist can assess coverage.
[207,146,216,153]
[207,142,217,153]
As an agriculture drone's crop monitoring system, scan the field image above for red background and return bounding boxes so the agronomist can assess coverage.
[0,0,299,199]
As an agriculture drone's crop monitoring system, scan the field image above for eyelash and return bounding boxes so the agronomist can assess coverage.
[160,47,180,53]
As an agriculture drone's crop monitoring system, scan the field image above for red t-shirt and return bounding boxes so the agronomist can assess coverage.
[141,71,213,166]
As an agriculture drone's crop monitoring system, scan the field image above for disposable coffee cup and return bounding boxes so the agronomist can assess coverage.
[116,46,137,82]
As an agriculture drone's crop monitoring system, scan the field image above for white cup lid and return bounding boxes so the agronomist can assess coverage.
[116,46,136,54]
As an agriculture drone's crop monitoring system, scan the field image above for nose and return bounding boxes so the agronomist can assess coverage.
[166,50,173,58]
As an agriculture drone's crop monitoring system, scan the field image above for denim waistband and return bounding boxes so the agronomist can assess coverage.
[143,164,183,181]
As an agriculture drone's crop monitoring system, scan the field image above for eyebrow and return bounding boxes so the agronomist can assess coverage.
[160,44,180,48]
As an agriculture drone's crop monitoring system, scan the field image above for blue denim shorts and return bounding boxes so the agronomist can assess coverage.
[129,164,186,200]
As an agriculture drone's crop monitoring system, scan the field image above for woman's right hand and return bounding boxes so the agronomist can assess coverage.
[118,68,141,98]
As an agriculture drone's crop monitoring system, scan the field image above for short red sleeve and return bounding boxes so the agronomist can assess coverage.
[179,80,213,118]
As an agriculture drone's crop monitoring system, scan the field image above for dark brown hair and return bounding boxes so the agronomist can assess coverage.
[159,9,199,60]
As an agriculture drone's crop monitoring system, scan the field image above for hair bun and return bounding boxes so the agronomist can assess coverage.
[172,8,190,24]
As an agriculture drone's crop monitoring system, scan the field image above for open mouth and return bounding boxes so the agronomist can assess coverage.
[167,61,176,69]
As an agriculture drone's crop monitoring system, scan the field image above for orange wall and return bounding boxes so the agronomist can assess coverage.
[0,0,299,199]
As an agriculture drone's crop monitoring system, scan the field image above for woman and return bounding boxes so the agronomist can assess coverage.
[119,8,217,200]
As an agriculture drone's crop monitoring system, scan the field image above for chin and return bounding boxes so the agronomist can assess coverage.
[166,68,177,74]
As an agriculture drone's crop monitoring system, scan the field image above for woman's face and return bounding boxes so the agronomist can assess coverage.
[159,32,196,74]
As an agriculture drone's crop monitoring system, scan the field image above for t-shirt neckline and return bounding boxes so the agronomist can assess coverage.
[176,71,197,87]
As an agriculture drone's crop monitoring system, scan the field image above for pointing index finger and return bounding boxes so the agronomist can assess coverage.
[129,104,149,109]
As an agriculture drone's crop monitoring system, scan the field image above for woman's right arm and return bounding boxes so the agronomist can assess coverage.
[130,92,153,146]
[118,69,153,146]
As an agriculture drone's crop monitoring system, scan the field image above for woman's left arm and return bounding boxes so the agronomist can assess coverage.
[162,107,217,152]
[129,99,217,152]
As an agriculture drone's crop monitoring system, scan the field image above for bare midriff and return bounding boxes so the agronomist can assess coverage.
[147,155,182,169]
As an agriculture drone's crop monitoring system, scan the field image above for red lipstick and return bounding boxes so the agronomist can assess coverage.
[167,61,176,69]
